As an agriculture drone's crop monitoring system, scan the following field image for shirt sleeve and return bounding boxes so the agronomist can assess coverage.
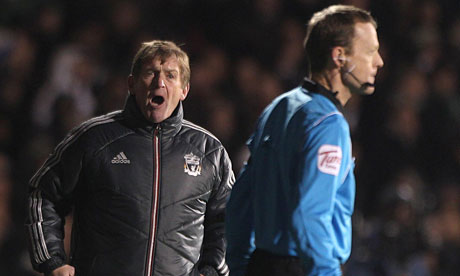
[290,113,353,275]
[225,140,256,276]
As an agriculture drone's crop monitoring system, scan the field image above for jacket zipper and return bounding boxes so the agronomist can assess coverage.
[145,125,161,276]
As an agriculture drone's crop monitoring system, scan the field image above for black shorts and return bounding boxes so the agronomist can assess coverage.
[246,248,306,276]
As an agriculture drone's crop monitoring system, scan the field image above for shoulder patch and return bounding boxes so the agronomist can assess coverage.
[317,144,342,176]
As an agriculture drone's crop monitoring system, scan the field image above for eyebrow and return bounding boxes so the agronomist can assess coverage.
[164,69,179,73]
[143,66,178,73]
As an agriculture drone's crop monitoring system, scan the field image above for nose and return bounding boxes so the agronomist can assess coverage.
[376,52,384,68]
[151,74,166,89]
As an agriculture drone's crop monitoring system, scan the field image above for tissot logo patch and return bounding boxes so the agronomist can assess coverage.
[317,145,342,175]
[184,153,202,176]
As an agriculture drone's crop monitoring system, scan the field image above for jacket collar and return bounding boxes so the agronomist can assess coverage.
[122,94,183,137]
[302,77,344,113]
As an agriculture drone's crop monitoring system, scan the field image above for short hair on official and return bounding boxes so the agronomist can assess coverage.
[304,5,377,75]
[130,40,190,88]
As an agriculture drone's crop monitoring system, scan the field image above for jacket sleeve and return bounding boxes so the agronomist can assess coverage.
[25,128,85,274]
[291,114,354,275]
[225,158,255,276]
[199,147,235,276]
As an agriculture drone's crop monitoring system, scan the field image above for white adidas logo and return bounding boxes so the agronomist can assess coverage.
[111,152,131,164]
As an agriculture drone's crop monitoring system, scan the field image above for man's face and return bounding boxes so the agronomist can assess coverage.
[345,22,384,95]
[128,55,189,123]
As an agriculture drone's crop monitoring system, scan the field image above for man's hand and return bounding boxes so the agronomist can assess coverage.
[50,265,75,276]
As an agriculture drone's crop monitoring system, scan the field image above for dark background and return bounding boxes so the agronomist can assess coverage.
[0,0,459,275]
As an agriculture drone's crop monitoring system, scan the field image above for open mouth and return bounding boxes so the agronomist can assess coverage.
[151,96,165,105]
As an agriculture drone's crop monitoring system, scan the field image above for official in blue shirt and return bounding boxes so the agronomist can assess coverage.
[226,5,384,276]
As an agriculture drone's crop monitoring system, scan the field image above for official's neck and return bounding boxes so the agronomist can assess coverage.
[312,71,351,106]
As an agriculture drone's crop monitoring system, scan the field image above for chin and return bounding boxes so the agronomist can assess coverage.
[144,111,164,124]
[363,87,376,95]
[150,116,166,124]
[355,85,375,95]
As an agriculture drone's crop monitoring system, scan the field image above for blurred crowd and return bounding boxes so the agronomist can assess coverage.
[0,0,459,275]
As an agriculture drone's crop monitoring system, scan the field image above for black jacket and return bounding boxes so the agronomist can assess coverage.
[25,96,234,276]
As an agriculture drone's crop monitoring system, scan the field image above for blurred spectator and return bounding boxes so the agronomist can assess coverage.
[232,57,283,140]
[420,64,460,182]
[3,30,36,79]
[0,153,37,275]
[183,44,231,128]
[31,44,98,129]
[205,97,239,156]
[423,184,460,275]
[104,0,142,72]
[448,17,460,61]
[94,73,129,115]
[275,18,306,88]
[348,167,429,276]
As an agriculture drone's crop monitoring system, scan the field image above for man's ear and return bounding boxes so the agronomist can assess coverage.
[180,83,190,101]
[127,75,134,95]
[331,46,346,68]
